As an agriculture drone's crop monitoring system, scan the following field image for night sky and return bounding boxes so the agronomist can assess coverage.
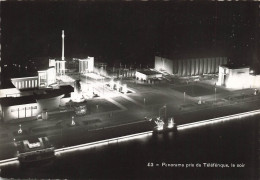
[1,2,259,68]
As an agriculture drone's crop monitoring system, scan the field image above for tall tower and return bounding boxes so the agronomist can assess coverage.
[55,30,66,76]
[62,30,65,61]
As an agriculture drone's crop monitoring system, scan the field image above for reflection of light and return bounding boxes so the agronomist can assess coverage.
[168,118,174,128]
[0,158,19,167]
[178,109,260,131]
[168,123,173,129]
[55,131,152,155]
[157,126,164,131]
[154,117,164,131]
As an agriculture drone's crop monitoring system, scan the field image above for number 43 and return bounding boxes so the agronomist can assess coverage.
[147,162,154,167]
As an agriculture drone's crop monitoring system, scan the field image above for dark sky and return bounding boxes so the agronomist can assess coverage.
[1,2,259,67]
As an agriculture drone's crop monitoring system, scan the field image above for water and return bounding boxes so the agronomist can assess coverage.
[1,116,259,179]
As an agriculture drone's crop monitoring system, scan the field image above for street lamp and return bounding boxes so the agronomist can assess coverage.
[71,116,75,126]
[159,105,167,120]
[214,87,216,102]
[184,92,186,103]
[18,124,22,134]
[102,77,104,95]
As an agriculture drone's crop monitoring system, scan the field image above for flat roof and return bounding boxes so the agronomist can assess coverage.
[36,85,74,99]
[0,85,74,106]
[156,55,227,61]
[220,64,249,69]
[137,69,161,76]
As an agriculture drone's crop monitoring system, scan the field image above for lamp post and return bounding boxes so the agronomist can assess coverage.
[215,87,216,102]
[71,116,75,126]
[159,105,167,120]
[102,77,104,95]
[184,92,186,103]
[18,124,22,134]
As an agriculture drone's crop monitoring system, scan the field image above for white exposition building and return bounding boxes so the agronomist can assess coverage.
[135,69,162,81]
[78,57,94,74]
[155,56,228,76]
[0,31,94,122]
[10,30,94,90]
[217,64,260,89]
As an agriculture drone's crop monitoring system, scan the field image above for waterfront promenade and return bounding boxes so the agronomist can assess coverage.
[1,80,260,163]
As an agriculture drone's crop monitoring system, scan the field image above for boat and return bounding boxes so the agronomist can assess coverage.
[17,137,55,167]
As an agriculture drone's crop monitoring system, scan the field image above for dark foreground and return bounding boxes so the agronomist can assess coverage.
[1,115,259,180]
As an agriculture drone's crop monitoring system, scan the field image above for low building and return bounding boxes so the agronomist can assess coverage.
[0,85,73,122]
[135,69,162,81]
[0,96,39,122]
[78,57,94,74]
[155,56,228,76]
[217,64,260,89]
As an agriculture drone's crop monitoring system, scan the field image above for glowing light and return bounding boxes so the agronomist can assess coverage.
[168,117,174,128]
[18,124,22,134]
[178,109,260,131]
[71,116,75,126]
[122,84,128,94]
[109,79,114,90]
[55,131,152,155]
[116,81,120,91]
[0,158,19,167]
[0,160,19,167]
[154,117,164,131]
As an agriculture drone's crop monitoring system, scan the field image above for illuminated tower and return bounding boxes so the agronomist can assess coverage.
[62,30,65,61]
[55,30,66,75]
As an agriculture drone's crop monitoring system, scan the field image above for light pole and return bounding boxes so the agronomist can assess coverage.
[18,124,22,134]
[184,92,186,103]
[214,87,216,102]
[102,77,104,95]
[159,105,167,120]
[71,116,75,126]
[144,98,146,105]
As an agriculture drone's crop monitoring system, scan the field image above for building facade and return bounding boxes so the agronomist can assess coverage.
[155,56,228,76]
[0,85,73,122]
[79,57,94,74]
[136,69,162,81]
[11,76,38,90]
[217,65,260,89]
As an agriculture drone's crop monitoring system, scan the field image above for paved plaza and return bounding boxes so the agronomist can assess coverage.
[0,77,260,161]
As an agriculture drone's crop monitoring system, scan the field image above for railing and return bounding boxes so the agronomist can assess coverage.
[1,109,260,166]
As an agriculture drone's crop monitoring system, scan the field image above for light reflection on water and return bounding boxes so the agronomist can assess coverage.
[0,116,259,179]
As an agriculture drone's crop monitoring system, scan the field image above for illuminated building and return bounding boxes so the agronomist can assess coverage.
[38,66,56,88]
[217,64,260,89]
[155,56,228,76]
[10,31,67,90]
[0,31,83,122]
[11,76,39,90]
[47,30,66,76]
[79,57,94,74]
[0,96,39,121]
[135,69,162,81]
[0,85,73,122]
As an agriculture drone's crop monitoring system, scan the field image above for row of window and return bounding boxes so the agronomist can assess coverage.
[15,79,38,89]
[10,106,37,112]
